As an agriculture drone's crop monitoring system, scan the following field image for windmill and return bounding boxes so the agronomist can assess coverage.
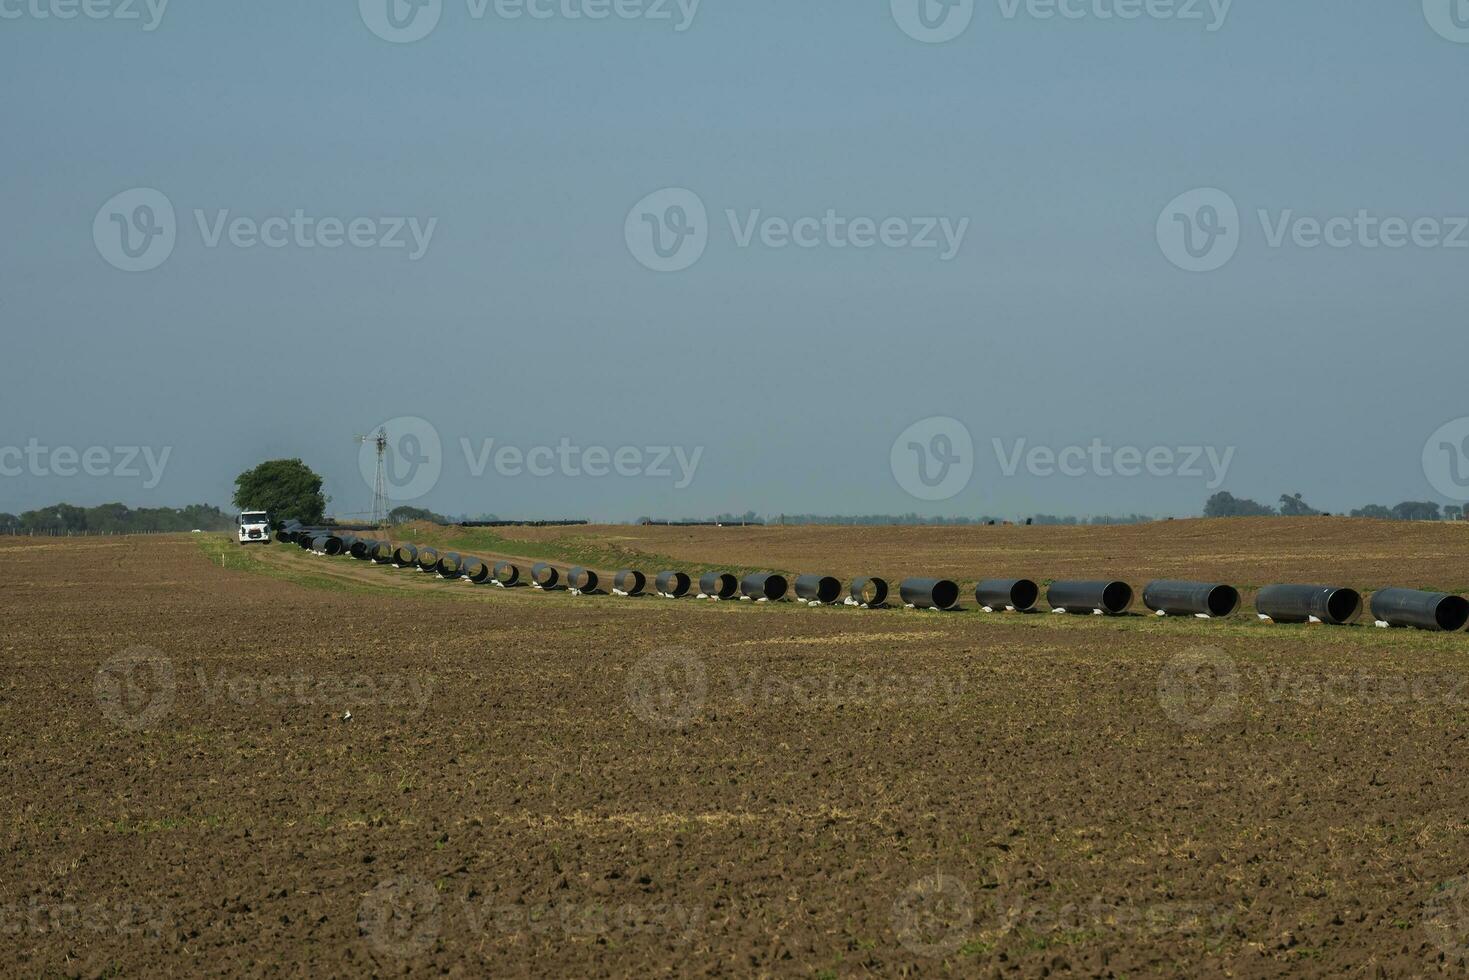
[356,428,390,531]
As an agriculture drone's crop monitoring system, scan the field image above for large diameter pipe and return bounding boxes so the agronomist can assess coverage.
[795,575,842,605]
[436,553,464,577]
[656,571,691,597]
[1143,580,1240,618]
[372,542,396,564]
[1048,581,1133,616]
[1255,584,1362,625]
[975,579,1040,612]
[850,577,889,607]
[700,572,739,600]
[463,557,493,584]
[741,573,788,601]
[393,543,419,566]
[614,570,647,596]
[1370,588,1468,632]
[312,535,345,557]
[532,563,561,589]
[493,561,521,586]
[900,578,961,611]
[348,538,374,560]
[568,567,600,593]
[416,547,441,573]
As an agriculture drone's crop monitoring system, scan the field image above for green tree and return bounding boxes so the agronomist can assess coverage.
[1391,501,1441,521]
[1278,493,1320,517]
[388,505,448,525]
[1203,492,1276,518]
[1350,504,1392,519]
[233,459,326,524]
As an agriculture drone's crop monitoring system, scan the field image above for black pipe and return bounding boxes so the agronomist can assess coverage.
[700,572,739,600]
[1370,588,1467,632]
[900,578,961,611]
[372,542,396,564]
[850,577,889,607]
[614,569,647,596]
[462,557,493,584]
[568,567,600,593]
[1255,584,1362,625]
[741,573,788,601]
[416,547,441,573]
[348,538,374,560]
[795,574,842,605]
[393,543,418,566]
[436,553,464,577]
[532,563,561,590]
[656,571,691,598]
[1048,581,1133,616]
[1143,580,1240,618]
[493,561,521,587]
[975,579,1040,612]
[312,535,345,557]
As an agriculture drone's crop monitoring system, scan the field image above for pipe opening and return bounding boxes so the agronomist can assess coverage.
[931,580,960,611]
[1101,581,1133,614]
[852,577,888,606]
[532,563,560,589]
[569,567,599,592]
[656,571,691,597]
[701,573,738,599]
[615,570,647,595]
[1326,588,1362,625]
[1437,595,1469,632]
[1207,585,1241,618]
[1010,579,1040,611]
[494,561,521,586]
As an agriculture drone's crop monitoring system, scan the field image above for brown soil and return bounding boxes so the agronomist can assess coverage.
[5,522,1469,977]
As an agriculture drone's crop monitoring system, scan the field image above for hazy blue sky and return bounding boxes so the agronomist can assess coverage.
[3,1,1467,521]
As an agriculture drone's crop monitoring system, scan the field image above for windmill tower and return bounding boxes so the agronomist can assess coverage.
[356,428,390,531]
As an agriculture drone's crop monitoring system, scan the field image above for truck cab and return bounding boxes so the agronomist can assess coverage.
[237,511,272,544]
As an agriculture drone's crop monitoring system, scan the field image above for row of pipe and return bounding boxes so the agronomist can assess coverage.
[272,522,1469,633]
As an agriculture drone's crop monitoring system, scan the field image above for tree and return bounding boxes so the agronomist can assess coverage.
[1391,501,1441,522]
[1446,506,1463,521]
[388,505,448,525]
[0,512,19,532]
[233,459,326,524]
[1278,493,1321,517]
[1350,504,1392,519]
[1203,492,1276,518]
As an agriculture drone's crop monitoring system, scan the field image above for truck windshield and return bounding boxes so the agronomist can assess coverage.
[241,514,269,525]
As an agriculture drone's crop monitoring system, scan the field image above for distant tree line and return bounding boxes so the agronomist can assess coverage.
[1204,492,1460,521]
[0,503,234,534]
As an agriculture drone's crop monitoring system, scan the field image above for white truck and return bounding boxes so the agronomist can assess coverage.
[237,511,272,545]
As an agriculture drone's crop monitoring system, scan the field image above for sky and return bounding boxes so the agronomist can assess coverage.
[3,0,1468,522]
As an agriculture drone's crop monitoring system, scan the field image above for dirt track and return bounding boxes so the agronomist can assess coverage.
[6,525,1469,977]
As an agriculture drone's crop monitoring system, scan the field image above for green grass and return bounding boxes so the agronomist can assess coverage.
[420,526,792,581]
